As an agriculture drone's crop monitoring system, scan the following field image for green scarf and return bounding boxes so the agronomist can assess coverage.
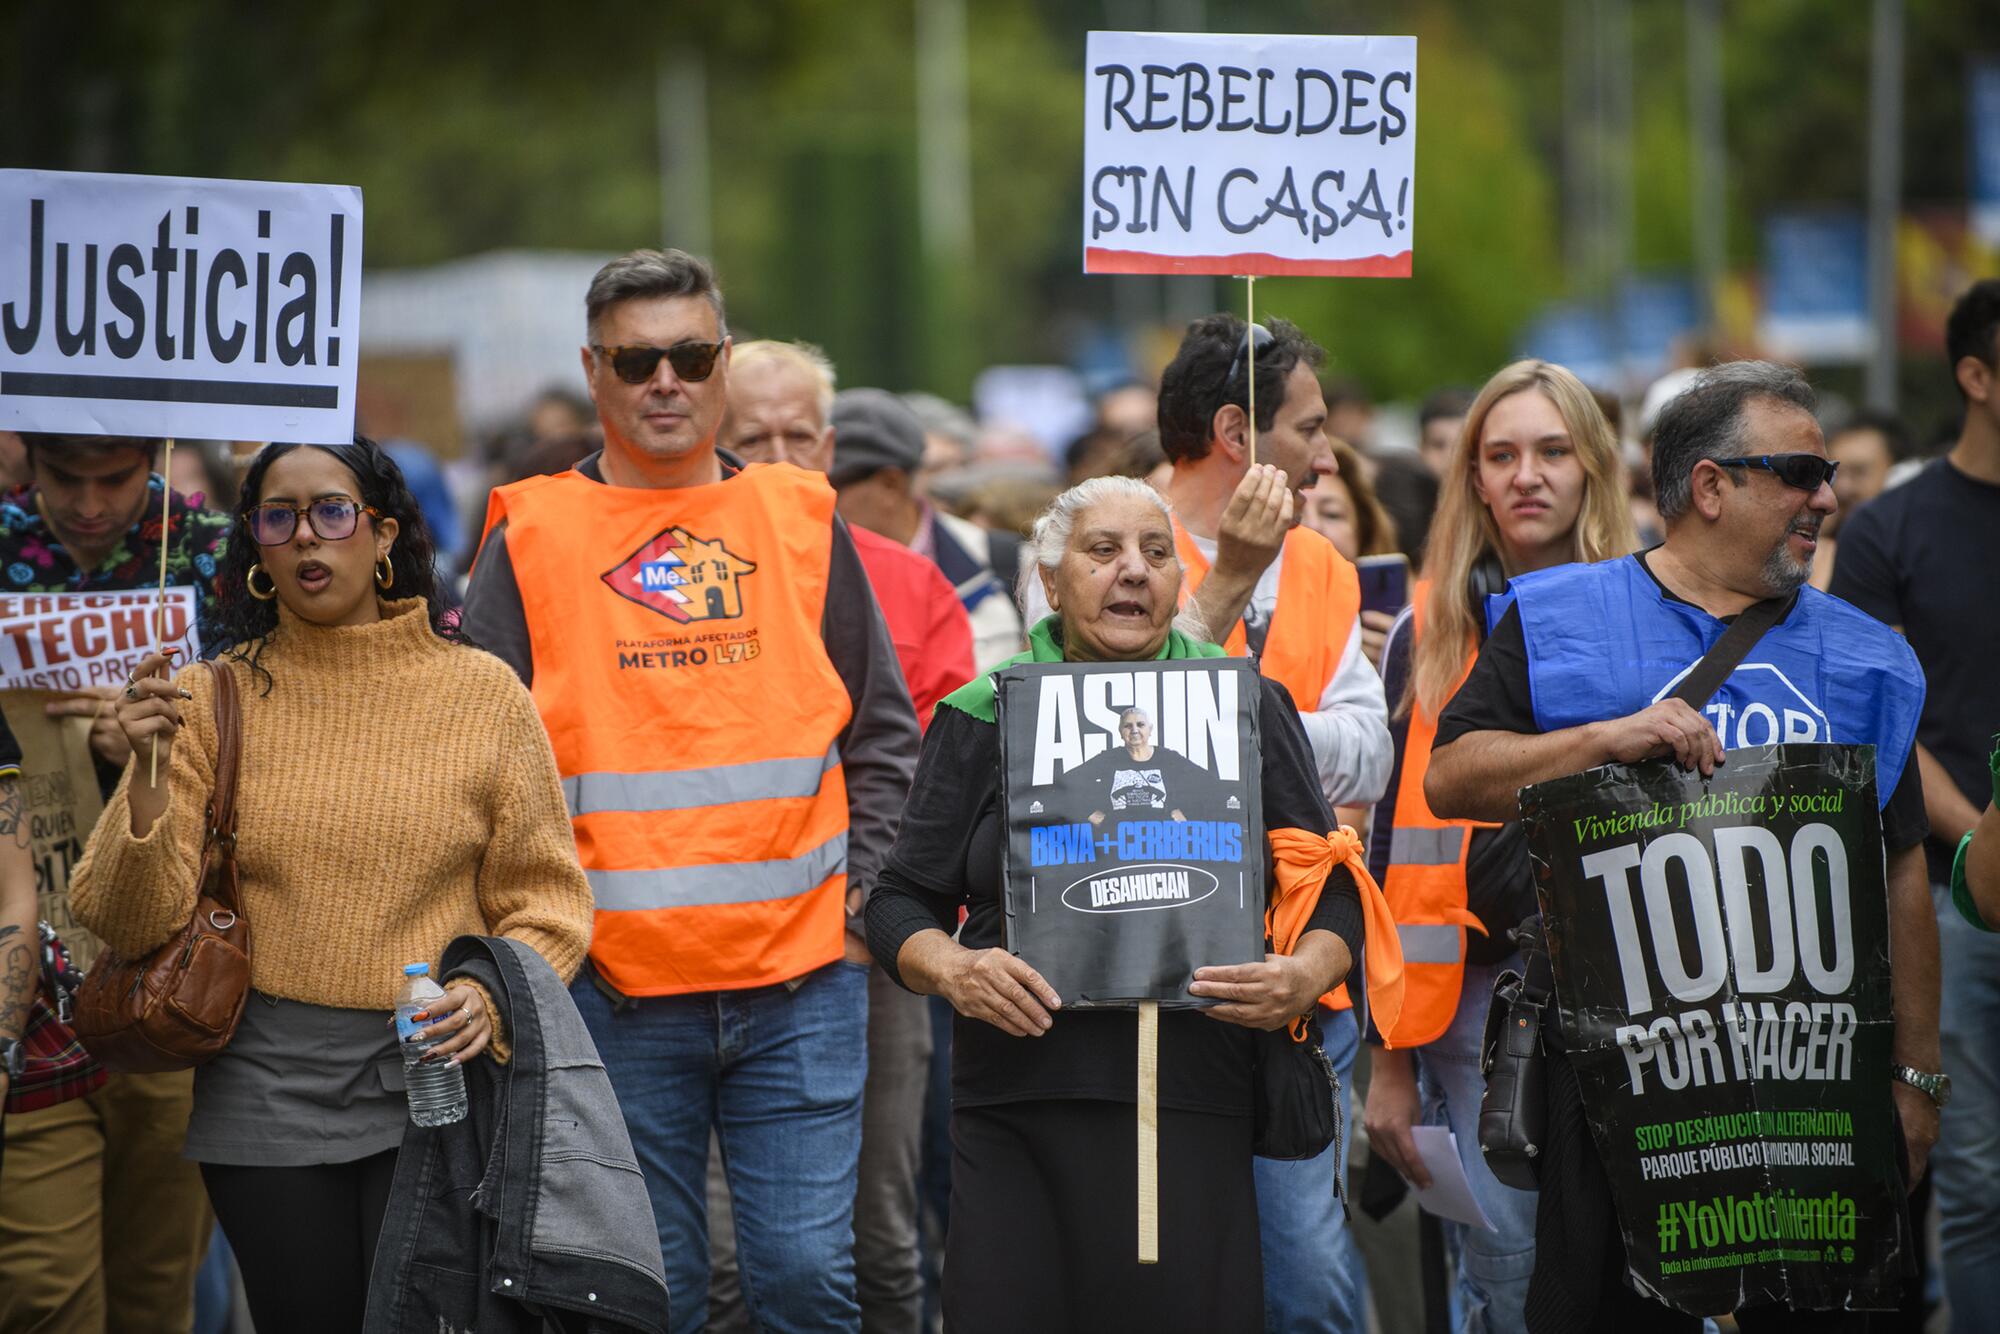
[940,615,1226,724]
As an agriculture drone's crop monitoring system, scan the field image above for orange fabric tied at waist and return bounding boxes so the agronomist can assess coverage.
[1267,826,1406,1043]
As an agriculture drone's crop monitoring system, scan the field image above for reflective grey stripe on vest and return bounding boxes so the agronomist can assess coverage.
[1398,923,1464,966]
[1388,826,1465,866]
[564,745,840,818]
[587,832,850,912]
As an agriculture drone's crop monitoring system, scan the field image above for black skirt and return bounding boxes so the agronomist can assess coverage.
[943,1098,1262,1333]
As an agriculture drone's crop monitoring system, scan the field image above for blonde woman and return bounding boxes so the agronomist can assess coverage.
[1360,360,1637,1334]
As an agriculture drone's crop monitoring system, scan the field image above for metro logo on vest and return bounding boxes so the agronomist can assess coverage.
[481,464,854,995]
[602,524,758,623]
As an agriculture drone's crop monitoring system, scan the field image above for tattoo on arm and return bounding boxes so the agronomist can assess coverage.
[1,776,32,1040]
[0,777,26,850]
[0,940,30,1040]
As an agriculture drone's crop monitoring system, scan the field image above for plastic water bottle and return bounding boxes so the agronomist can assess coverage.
[395,963,468,1127]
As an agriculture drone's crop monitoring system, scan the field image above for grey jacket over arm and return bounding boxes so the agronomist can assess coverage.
[364,935,668,1333]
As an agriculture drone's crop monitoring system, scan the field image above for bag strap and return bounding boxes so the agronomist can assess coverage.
[1668,594,1790,711]
[1508,914,1555,1005]
[204,660,242,846]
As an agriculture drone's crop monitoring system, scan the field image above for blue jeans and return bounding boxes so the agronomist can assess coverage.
[572,960,869,1334]
[1255,1006,1362,1333]
[1415,958,1538,1334]
[1932,883,2000,1332]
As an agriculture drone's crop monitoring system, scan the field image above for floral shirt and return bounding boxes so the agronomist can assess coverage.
[0,475,233,651]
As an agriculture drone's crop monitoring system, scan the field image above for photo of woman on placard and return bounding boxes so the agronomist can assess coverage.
[1074,707,1214,824]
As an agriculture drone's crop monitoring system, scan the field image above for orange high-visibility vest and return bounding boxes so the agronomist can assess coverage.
[1378,580,1496,1047]
[482,463,852,996]
[1174,519,1364,1009]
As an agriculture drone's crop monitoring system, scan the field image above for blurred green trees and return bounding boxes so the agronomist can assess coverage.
[4,0,1995,403]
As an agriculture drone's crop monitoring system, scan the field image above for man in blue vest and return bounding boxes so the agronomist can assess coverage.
[1425,360,1940,1331]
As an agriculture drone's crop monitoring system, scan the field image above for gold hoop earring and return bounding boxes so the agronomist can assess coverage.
[247,564,277,601]
[375,556,395,590]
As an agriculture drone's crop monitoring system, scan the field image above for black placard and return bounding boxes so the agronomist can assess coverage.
[1520,744,1903,1315]
[997,659,1264,1008]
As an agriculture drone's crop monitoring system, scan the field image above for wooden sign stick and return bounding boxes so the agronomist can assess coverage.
[1245,275,1258,469]
[149,437,174,786]
[1137,999,1160,1264]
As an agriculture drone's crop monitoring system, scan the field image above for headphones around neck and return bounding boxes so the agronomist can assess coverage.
[1468,551,1507,605]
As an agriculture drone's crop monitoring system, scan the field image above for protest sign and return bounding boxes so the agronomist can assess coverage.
[1520,744,1902,1315]
[0,168,362,443]
[0,589,202,694]
[1082,31,1416,277]
[997,659,1264,1007]
[0,691,108,971]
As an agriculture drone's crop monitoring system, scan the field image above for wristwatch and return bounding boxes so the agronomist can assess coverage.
[0,1036,23,1083]
[1892,1064,1951,1108]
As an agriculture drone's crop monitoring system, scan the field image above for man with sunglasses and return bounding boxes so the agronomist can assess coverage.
[0,433,229,1333]
[462,248,919,1334]
[1831,278,2000,1330]
[1427,361,1937,1331]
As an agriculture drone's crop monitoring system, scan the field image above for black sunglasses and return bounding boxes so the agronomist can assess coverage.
[1222,322,1275,396]
[1712,453,1840,491]
[592,341,725,386]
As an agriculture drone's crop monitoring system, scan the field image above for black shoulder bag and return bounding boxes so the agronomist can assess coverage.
[1475,592,1789,1188]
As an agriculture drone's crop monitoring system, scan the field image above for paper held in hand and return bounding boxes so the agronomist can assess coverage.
[2,168,362,779]
[1407,1127,1495,1230]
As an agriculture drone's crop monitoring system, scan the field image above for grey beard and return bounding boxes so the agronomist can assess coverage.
[1760,536,1813,596]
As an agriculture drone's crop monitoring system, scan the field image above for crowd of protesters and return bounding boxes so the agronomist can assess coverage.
[0,254,1996,1334]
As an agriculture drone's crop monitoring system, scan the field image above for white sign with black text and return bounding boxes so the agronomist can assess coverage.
[1083,31,1417,277]
[0,168,362,443]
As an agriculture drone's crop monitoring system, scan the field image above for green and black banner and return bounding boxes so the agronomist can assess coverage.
[1520,744,1903,1315]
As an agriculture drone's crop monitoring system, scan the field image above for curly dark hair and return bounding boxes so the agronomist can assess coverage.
[210,436,459,693]
[1156,314,1326,464]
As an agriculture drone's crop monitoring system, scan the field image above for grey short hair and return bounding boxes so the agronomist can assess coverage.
[1022,475,1214,642]
[1028,475,1174,571]
[585,249,727,341]
[1651,360,1818,521]
[732,340,836,422]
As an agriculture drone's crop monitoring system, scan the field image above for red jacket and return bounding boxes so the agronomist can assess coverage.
[851,525,975,732]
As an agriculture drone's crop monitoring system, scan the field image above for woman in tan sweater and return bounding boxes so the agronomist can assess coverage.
[71,437,592,1334]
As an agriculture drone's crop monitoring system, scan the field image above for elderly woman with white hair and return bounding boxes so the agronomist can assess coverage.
[865,475,1370,1329]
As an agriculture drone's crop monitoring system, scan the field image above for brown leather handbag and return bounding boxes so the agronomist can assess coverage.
[75,661,252,1072]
